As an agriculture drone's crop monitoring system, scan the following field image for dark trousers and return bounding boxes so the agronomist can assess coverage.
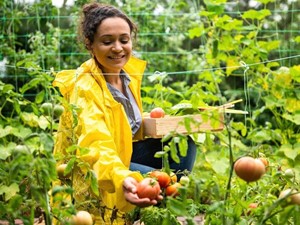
[130,136,197,175]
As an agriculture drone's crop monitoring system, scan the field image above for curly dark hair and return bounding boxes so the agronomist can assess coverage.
[79,2,137,51]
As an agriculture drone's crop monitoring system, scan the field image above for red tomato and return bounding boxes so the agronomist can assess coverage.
[149,170,171,188]
[137,178,161,200]
[150,107,165,118]
[234,156,266,182]
[165,182,181,197]
[248,203,258,209]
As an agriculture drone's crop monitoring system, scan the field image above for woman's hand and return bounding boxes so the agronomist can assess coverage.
[123,176,163,208]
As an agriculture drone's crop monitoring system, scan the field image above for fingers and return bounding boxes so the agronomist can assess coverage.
[123,177,137,193]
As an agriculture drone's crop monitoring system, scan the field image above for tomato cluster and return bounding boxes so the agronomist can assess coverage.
[136,170,190,200]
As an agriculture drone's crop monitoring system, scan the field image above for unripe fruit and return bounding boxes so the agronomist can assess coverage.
[279,189,300,205]
[72,210,93,225]
[53,104,64,118]
[41,102,53,116]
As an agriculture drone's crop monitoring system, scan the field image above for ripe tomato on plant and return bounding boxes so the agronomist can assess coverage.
[149,170,171,188]
[234,156,266,182]
[137,178,161,200]
[150,107,165,118]
[165,182,181,197]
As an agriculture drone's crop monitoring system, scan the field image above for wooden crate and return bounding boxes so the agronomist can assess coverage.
[143,113,224,138]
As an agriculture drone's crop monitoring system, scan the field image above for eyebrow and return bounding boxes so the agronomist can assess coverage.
[99,33,130,38]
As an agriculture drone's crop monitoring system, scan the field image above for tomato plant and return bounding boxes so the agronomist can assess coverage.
[234,156,266,182]
[149,170,171,188]
[150,107,165,118]
[137,178,161,200]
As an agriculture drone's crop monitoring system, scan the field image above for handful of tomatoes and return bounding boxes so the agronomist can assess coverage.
[136,170,190,200]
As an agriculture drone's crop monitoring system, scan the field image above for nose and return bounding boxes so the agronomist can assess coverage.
[112,41,122,52]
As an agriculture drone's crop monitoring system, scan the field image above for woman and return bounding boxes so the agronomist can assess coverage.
[53,2,196,224]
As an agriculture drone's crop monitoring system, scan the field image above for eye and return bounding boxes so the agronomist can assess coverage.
[103,41,112,45]
[120,39,129,44]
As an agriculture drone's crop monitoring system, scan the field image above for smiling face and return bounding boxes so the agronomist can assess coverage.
[91,17,132,75]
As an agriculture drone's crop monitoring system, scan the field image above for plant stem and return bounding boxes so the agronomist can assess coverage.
[223,116,234,225]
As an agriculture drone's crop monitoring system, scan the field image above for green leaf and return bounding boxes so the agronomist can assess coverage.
[89,170,99,196]
[66,157,76,175]
[40,133,54,152]
[295,36,300,43]
[248,130,272,143]
[51,185,74,196]
[178,137,188,157]
[0,183,20,201]
[35,90,45,104]
[290,65,300,82]
[282,113,300,125]
[205,151,229,174]
[279,144,298,160]
[167,197,187,216]
[0,144,11,160]
[19,77,43,94]
[170,139,180,164]
[188,25,205,39]
[154,151,166,158]
[242,9,271,20]
[256,0,275,4]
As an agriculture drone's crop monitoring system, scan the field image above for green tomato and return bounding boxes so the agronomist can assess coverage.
[14,145,29,155]
[284,169,294,178]
[179,176,190,186]
[41,102,53,116]
[53,104,64,118]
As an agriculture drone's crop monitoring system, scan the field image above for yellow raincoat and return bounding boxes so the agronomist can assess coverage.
[52,56,146,224]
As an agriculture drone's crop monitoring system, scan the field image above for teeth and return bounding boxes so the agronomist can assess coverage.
[110,56,123,59]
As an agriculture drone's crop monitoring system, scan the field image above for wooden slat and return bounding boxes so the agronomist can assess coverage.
[143,113,224,138]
